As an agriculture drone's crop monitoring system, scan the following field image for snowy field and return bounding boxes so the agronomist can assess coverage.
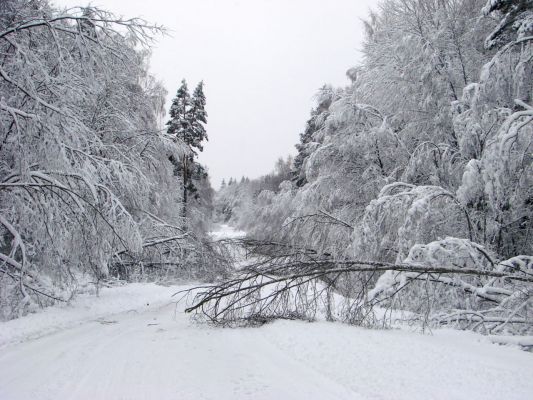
[1,225,532,399]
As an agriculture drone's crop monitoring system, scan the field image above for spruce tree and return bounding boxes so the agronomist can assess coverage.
[188,81,208,153]
[166,79,208,223]
[166,79,191,141]
[292,108,320,187]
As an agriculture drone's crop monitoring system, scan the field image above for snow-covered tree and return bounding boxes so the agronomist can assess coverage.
[189,81,208,152]
[0,1,221,319]
[207,0,532,335]
[167,80,192,145]
[166,80,210,223]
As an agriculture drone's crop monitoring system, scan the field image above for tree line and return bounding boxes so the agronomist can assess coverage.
[207,0,532,337]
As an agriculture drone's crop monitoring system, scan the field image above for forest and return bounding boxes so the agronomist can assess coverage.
[0,0,225,320]
[1,0,532,336]
[0,0,532,398]
[212,0,533,337]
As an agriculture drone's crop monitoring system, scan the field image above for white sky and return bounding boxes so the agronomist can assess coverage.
[54,0,375,187]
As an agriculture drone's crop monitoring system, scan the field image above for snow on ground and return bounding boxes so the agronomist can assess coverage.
[209,223,246,240]
[1,225,533,399]
[0,282,187,349]
[1,291,532,400]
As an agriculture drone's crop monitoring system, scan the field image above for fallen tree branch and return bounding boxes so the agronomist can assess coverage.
[178,240,532,334]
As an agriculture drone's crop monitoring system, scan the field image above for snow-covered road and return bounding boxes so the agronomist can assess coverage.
[1,294,533,400]
[1,225,532,399]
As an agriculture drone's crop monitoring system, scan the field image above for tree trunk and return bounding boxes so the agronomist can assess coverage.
[181,156,189,229]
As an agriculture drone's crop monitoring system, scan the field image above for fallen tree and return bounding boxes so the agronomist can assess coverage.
[179,238,532,337]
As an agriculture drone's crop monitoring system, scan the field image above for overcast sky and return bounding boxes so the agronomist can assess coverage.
[55,0,375,187]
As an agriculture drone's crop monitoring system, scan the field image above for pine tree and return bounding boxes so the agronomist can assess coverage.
[292,107,321,187]
[188,81,208,153]
[166,79,191,141]
[166,79,209,223]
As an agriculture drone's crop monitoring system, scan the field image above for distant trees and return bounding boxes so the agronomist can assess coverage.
[214,156,293,224]
[166,80,209,224]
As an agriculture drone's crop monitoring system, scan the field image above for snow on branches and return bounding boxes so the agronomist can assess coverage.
[0,1,212,319]
[210,0,532,338]
[353,183,472,263]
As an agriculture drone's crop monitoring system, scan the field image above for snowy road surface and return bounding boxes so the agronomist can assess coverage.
[0,225,532,399]
[2,287,533,399]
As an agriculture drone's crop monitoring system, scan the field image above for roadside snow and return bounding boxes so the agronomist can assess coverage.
[261,321,533,400]
[0,282,185,349]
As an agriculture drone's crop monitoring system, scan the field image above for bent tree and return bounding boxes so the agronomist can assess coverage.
[0,1,223,319]
[201,0,533,338]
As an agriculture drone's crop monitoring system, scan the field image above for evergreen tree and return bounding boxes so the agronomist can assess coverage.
[292,107,321,187]
[188,81,208,153]
[166,79,191,142]
[166,79,209,222]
